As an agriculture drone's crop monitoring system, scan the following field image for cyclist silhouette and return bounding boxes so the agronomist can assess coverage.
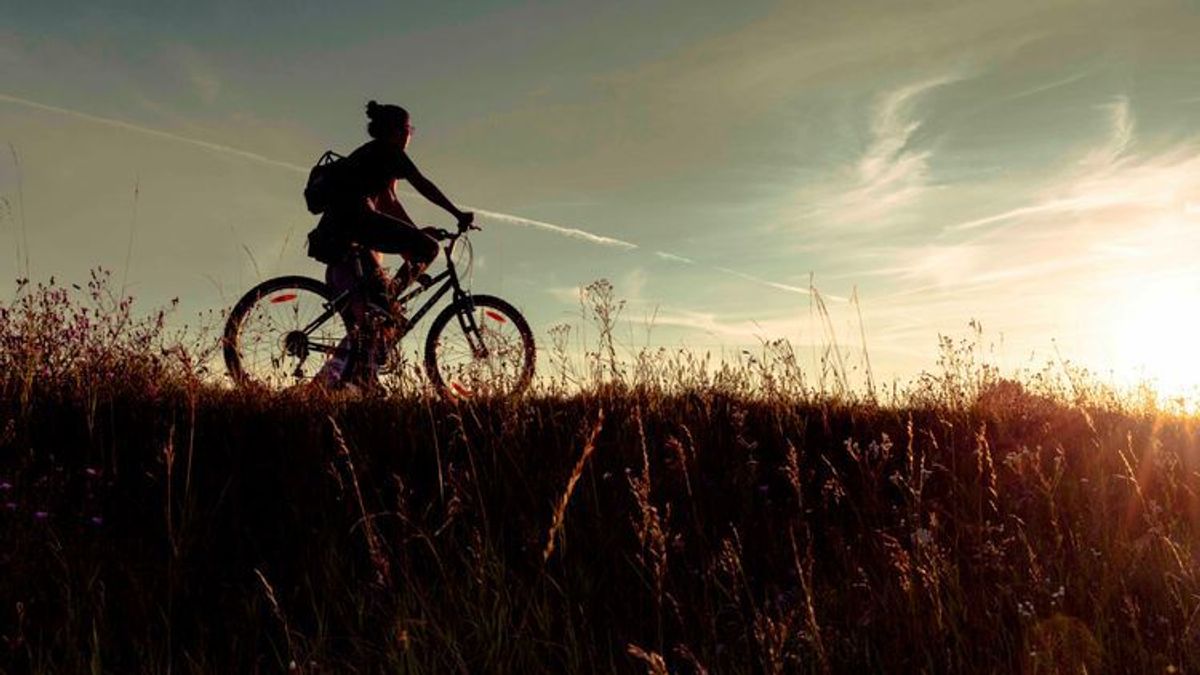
[312,101,474,387]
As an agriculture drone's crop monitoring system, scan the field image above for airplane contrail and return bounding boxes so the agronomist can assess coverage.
[654,251,849,301]
[0,91,637,248]
[467,209,637,250]
[715,266,848,302]
[654,251,696,264]
[0,92,310,173]
[0,91,834,299]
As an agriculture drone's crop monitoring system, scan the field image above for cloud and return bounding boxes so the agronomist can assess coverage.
[1079,96,1132,169]
[857,94,1200,381]
[855,76,955,201]
[944,96,1195,236]
[799,74,959,230]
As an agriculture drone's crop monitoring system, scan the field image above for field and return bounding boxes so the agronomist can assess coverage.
[1,274,1199,674]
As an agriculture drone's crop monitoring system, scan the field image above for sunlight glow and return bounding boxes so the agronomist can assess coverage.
[1105,276,1200,400]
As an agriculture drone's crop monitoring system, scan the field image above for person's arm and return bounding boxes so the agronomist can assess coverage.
[407,166,465,220]
[372,185,416,224]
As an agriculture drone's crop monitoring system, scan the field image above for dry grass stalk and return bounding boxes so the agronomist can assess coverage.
[672,643,709,675]
[626,643,670,675]
[665,435,693,500]
[254,567,299,672]
[542,408,605,563]
[630,406,669,632]
[329,415,392,589]
[790,527,830,674]
[975,423,998,518]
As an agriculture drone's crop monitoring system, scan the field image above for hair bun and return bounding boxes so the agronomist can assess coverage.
[366,100,380,118]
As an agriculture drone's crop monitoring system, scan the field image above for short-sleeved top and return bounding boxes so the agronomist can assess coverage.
[338,139,417,204]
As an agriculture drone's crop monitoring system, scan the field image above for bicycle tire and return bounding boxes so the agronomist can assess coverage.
[423,294,536,398]
[224,275,357,389]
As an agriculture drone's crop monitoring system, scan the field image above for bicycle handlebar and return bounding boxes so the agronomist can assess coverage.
[430,221,480,242]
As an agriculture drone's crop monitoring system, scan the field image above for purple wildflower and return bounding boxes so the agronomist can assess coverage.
[33,511,49,520]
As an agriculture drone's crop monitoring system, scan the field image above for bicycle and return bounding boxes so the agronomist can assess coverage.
[223,222,535,397]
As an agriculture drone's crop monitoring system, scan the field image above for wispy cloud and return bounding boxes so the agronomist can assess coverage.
[944,95,1194,236]
[854,76,953,203]
[801,74,959,230]
[859,94,1200,384]
[1079,95,1133,168]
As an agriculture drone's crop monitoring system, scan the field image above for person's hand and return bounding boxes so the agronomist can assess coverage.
[421,226,450,240]
[456,211,477,231]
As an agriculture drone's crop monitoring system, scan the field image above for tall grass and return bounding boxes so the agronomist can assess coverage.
[0,272,1197,673]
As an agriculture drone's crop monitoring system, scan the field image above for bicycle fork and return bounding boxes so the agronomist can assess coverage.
[454,295,490,359]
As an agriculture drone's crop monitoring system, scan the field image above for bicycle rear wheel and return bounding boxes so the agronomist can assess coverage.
[423,294,535,398]
[224,275,355,390]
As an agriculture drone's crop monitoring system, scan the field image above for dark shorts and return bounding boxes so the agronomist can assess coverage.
[324,204,438,264]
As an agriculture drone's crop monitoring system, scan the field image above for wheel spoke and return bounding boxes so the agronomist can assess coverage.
[226,280,350,390]
[429,298,533,398]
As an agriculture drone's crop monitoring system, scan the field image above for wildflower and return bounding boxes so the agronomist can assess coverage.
[4,502,16,511]
[1017,600,1036,620]
[33,511,48,520]
[84,467,100,477]
[0,481,12,491]
[89,516,104,526]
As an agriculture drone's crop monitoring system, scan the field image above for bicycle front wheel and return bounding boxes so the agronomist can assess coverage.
[224,275,355,390]
[423,294,535,398]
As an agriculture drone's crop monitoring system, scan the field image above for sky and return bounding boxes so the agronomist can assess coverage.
[2,0,1199,395]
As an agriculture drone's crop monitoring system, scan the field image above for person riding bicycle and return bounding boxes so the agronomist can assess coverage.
[310,101,474,387]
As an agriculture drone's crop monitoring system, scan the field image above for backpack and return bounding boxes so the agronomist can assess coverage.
[305,223,350,265]
[303,150,347,215]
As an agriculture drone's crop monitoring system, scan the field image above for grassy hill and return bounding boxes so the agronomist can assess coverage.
[1,274,1198,674]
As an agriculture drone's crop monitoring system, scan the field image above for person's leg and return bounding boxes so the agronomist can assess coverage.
[338,209,439,389]
[351,249,391,386]
[345,210,439,293]
[315,254,365,387]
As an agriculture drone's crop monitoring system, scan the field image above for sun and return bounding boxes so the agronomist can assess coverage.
[1104,277,1200,400]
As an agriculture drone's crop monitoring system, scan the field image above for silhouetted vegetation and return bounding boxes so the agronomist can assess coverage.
[1,273,1197,673]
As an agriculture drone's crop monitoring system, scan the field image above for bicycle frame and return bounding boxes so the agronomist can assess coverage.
[297,234,483,354]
